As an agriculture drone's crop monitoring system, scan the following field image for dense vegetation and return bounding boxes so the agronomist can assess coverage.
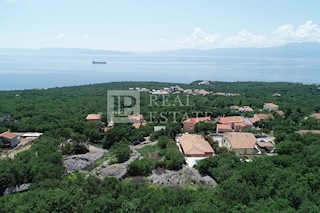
[0,81,320,212]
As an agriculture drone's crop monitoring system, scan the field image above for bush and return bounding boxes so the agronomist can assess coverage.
[111,142,132,163]
[61,141,88,155]
[127,159,153,176]
[158,136,169,149]
[196,152,241,183]
[164,143,185,170]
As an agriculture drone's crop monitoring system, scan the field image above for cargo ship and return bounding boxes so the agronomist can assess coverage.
[92,61,107,64]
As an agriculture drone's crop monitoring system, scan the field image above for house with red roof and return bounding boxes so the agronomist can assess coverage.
[276,110,285,116]
[216,116,252,133]
[222,132,257,155]
[249,114,274,124]
[183,117,211,133]
[132,122,147,129]
[0,131,20,148]
[128,114,144,123]
[178,134,215,157]
[263,103,279,111]
[86,114,101,122]
[311,113,320,125]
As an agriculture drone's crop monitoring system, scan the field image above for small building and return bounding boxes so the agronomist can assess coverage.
[104,119,115,132]
[154,126,166,132]
[276,110,285,116]
[197,90,210,95]
[256,141,275,153]
[178,134,215,157]
[0,115,15,123]
[216,116,252,132]
[249,114,274,124]
[86,114,101,122]
[132,122,147,129]
[183,117,212,133]
[22,132,43,138]
[198,80,210,85]
[222,132,257,155]
[128,114,144,123]
[0,131,20,148]
[230,105,240,110]
[272,93,281,97]
[216,124,233,134]
[311,113,320,125]
[263,103,279,111]
[107,119,114,128]
[217,116,245,125]
[238,106,253,112]
[169,85,183,92]
[150,90,170,95]
[183,89,193,95]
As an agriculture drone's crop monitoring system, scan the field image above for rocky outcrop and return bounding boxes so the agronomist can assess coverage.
[147,166,217,188]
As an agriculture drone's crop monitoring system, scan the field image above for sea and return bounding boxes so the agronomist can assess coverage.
[0,52,320,90]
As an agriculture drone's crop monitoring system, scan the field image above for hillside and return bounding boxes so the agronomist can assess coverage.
[149,42,320,58]
[0,81,319,212]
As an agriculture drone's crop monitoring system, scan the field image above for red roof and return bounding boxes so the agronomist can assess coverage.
[179,134,215,156]
[128,114,144,121]
[224,132,256,149]
[311,113,320,120]
[183,117,211,125]
[249,117,261,124]
[254,114,274,120]
[132,122,147,129]
[216,124,233,133]
[0,131,17,140]
[276,110,285,116]
[86,114,101,120]
[218,116,244,124]
[264,103,279,108]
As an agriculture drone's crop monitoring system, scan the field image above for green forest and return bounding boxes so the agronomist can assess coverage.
[0,81,320,212]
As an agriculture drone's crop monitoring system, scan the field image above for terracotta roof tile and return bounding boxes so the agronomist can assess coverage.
[311,113,320,120]
[264,103,279,108]
[218,116,244,124]
[224,132,256,149]
[179,134,215,156]
[132,122,147,128]
[128,114,144,121]
[86,114,101,120]
[183,117,211,125]
[0,131,17,140]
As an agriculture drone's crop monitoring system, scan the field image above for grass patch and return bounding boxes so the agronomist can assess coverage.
[138,144,160,158]
[95,152,118,165]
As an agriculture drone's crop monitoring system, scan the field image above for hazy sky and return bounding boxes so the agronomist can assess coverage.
[1,0,320,51]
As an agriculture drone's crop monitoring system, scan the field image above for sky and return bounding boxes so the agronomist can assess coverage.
[1,0,320,51]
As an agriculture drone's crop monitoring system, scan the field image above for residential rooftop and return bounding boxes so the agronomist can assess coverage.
[224,132,256,149]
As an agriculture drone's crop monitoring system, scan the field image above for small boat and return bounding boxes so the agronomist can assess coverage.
[92,61,107,64]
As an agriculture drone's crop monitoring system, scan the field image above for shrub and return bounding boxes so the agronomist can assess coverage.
[164,143,185,170]
[127,159,152,176]
[111,142,132,163]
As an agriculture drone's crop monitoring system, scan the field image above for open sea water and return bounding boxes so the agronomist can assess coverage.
[0,52,319,90]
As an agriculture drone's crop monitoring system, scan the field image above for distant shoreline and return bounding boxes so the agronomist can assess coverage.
[0,80,319,92]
